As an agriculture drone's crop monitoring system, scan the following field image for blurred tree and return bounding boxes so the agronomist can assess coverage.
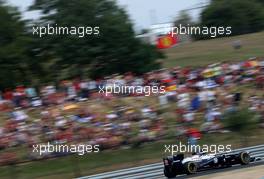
[174,10,193,26]
[139,28,149,35]
[173,10,194,42]
[29,0,163,79]
[0,2,33,89]
[254,0,264,6]
[199,0,264,38]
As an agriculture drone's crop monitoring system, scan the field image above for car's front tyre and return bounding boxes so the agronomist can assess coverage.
[184,161,197,174]
[239,152,250,165]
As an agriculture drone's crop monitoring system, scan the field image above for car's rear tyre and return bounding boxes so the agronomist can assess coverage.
[239,152,250,165]
[184,162,197,174]
[164,168,177,178]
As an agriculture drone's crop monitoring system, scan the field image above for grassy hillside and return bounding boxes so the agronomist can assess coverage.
[163,31,264,67]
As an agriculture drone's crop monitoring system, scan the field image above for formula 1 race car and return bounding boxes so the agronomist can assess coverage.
[163,151,255,178]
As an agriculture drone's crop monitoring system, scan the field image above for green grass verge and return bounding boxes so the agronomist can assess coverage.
[163,31,264,67]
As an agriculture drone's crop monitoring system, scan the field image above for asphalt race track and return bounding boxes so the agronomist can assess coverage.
[104,161,264,179]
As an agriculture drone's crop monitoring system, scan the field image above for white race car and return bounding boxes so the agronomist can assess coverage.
[163,151,254,178]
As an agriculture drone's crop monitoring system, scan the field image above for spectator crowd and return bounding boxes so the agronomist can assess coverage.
[0,58,263,164]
